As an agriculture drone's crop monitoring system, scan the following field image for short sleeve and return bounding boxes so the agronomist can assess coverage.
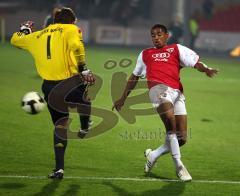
[133,51,146,76]
[177,44,199,67]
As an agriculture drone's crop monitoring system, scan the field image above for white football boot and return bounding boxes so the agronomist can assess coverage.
[144,149,156,173]
[176,165,192,182]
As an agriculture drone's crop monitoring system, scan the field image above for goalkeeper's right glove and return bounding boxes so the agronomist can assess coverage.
[81,69,95,86]
[20,21,34,35]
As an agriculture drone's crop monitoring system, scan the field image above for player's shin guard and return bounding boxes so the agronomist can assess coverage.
[54,126,68,170]
[166,133,183,169]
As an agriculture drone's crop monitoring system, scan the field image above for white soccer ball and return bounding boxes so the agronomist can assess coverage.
[21,91,45,114]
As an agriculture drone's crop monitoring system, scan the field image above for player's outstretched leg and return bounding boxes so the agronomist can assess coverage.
[144,149,155,173]
[144,139,169,173]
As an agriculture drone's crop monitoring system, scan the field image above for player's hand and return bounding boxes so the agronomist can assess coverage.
[81,70,95,85]
[20,21,34,35]
[205,68,219,77]
[112,98,125,111]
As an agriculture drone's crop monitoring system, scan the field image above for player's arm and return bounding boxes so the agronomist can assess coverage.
[75,37,86,71]
[67,27,86,69]
[194,62,218,77]
[72,38,89,77]
[112,74,140,111]
[112,51,145,111]
[67,26,95,84]
[10,21,34,50]
[11,32,28,49]
[76,38,95,85]
[177,44,218,77]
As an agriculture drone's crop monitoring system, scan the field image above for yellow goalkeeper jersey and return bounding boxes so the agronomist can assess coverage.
[11,24,85,80]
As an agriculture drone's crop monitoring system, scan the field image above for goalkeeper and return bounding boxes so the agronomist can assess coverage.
[11,7,95,179]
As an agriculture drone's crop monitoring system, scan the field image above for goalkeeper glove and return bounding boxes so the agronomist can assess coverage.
[81,70,95,85]
[78,64,95,85]
[20,21,34,35]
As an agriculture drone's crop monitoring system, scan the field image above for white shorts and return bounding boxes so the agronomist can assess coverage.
[149,84,187,115]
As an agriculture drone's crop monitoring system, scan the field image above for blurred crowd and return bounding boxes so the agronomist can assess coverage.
[61,0,152,25]
[18,0,152,26]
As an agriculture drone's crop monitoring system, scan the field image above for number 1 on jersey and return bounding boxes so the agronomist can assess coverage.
[47,35,51,59]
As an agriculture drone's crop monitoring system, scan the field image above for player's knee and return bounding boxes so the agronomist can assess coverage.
[178,138,187,146]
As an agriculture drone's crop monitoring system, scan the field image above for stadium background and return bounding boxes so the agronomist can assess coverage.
[0,0,240,195]
[1,0,240,51]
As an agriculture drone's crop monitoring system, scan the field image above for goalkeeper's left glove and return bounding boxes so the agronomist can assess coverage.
[20,21,34,35]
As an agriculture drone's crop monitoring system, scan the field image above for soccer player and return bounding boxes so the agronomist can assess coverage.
[112,24,218,181]
[11,7,95,179]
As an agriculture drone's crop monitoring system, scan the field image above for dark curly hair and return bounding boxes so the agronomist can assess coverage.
[54,7,76,24]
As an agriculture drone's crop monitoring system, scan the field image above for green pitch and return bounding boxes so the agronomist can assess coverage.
[0,43,240,195]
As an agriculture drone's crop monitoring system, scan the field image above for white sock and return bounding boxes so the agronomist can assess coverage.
[151,140,170,160]
[167,133,184,169]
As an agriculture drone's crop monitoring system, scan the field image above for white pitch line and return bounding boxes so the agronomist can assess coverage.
[0,175,240,185]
